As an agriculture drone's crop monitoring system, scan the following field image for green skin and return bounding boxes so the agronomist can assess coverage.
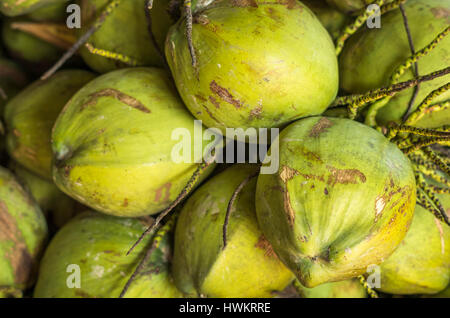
[173,165,295,298]
[302,0,350,40]
[34,211,183,298]
[9,161,80,229]
[339,0,450,128]
[4,70,95,181]
[166,0,338,136]
[256,117,416,288]
[296,279,367,298]
[325,0,375,15]
[0,58,28,115]
[78,0,174,73]
[26,0,69,22]
[0,0,62,16]
[377,179,450,295]
[2,18,64,74]
[0,166,47,298]
[51,67,216,218]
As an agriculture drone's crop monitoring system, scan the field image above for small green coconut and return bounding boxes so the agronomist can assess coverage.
[166,0,338,135]
[173,164,295,298]
[0,166,47,298]
[376,184,450,295]
[52,67,216,217]
[325,0,376,15]
[256,117,416,288]
[2,18,66,74]
[9,161,81,229]
[4,69,95,180]
[339,0,450,128]
[26,0,69,22]
[295,279,367,298]
[33,211,183,298]
[0,0,63,17]
[77,0,174,73]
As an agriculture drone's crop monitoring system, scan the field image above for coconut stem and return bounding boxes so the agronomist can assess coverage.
[420,147,450,176]
[335,0,385,56]
[127,155,216,256]
[347,67,450,119]
[357,275,379,298]
[119,214,177,298]
[387,124,450,140]
[402,136,450,155]
[222,171,259,249]
[84,43,140,66]
[404,82,450,126]
[364,27,450,126]
[415,172,449,226]
[399,3,420,121]
[379,0,407,14]
[40,0,122,80]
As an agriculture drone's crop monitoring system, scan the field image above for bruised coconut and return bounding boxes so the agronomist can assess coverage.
[0,0,64,16]
[166,0,338,136]
[78,0,174,73]
[4,70,95,180]
[9,161,81,229]
[0,166,47,298]
[376,180,450,295]
[255,117,416,288]
[339,0,450,128]
[33,211,183,298]
[173,165,294,298]
[51,67,216,217]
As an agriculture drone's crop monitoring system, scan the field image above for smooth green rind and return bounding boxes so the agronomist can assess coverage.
[51,67,216,217]
[0,166,47,297]
[166,0,338,135]
[33,211,184,298]
[0,0,62,16]
[9,161,80,228]
[339,0,450,128]
[296,279,367,298]
[173,165,295,298]
[2,18,64,73]
[255,117,416,287]
[377,190,450,295]
[4,70,95,180]
[77,0,174,73]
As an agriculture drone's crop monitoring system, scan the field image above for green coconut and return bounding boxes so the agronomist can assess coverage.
[0,58,28,115]
[165,0,338,136]
[26,0,69,22]
[4,70,95,180]
[255,116,416,288]
[295,279,367,298]
[9,161,81,228]
[376,185,450,295]
[0,0,62,16]
[325,0,376,15]
[51,67,216,218]
[0,166,47,298]
[77,0,174,73]
[302,0,350,40]
[339,0,450,128]
[173,164,294,298]
[2,18,66,74]
[34,211,183,298]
